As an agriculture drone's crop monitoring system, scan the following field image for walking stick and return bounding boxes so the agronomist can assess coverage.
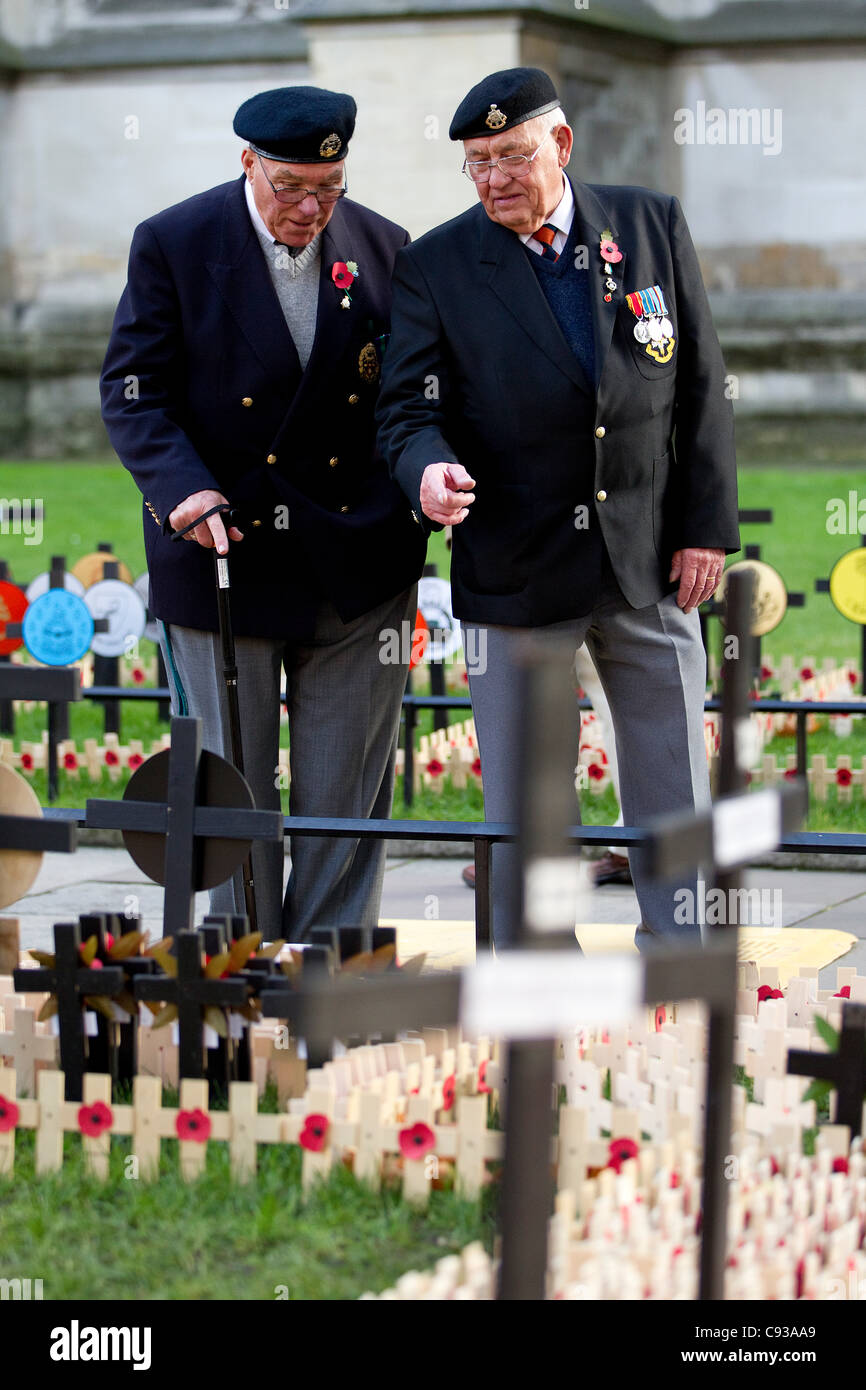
[171,503,258,932]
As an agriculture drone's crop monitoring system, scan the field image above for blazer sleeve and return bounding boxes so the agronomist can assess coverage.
[669,197,740,553]
[100,220,221,531]
[375,246,460,535]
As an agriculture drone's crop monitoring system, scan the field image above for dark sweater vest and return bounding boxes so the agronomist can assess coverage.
[525,217,595,389]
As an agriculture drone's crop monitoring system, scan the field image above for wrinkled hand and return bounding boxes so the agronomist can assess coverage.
[168,489,243,554]
[420,463,476,527]
[670,547,725,613]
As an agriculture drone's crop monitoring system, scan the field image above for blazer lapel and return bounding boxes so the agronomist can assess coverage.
[477,209,591,395]
[205,175,302,380]
[279,202,358,428]
[570,178,626,390]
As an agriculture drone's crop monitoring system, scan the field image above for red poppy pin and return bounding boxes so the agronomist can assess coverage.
[331,259,359,308]
[441,1075,456,1113]
[757,985,784,1003]
[0,1094,19,1133]
[398,1122,436,1161]
[478,1060,492,1095]
[607,1136,639,1173]
[299,1113,330,1152]
[176,1108,211,1143]
[77,1100,113,1138]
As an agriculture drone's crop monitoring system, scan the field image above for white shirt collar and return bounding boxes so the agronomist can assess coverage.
[519,177,575,248]
[245,176,277,243]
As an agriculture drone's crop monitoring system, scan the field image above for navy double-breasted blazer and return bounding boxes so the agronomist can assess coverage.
[376,177,739,627]
[101,175,425,638]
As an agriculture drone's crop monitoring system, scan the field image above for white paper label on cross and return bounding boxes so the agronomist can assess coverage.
[523,856,592,933]
[713,789,782,869]
[462,953,643,1038]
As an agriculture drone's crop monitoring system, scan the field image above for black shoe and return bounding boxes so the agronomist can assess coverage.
[593,852,632,886]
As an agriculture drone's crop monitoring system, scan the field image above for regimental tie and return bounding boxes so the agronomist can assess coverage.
[533,223,560,263]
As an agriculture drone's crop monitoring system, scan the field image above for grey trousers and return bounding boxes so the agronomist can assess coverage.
[159,585,416,941]
[463,564,710,950]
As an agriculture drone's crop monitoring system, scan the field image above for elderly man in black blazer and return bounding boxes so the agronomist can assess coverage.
[102,87,425,940]
[377,67,740,949]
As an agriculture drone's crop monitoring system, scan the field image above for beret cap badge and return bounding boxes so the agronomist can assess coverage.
[319,132,342,158]
[485,104,507,130]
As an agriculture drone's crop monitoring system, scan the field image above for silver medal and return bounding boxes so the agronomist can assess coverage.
[633,320,651,344]
[647,315,663,342]
[605,277,617,292]
[659,316,673,338]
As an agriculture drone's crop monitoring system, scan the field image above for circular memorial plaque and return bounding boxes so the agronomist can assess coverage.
[829,547,866,626]
[25,570,86,602]
[22,588,94,665]
[70,551,134,588]
[0,763,45,909]
[121,748,255,891]
[417,575,462,663]
[0,579,28,655]
[84,578,147,658]
[716,560,788,636]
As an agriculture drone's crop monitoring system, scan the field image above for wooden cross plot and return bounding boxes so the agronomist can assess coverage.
[86,716,283,939]
[12,921,124,1101]
[787,1001,866,1135]
[133,930,249,1082]
[0,644,85,801]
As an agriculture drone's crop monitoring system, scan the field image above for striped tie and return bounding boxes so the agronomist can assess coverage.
[533,223,559,262]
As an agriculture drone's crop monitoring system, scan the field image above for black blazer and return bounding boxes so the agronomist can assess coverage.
[101,175,425,639]
[376,177,739,626]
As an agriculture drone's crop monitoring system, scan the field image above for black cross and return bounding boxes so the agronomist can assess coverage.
[788,1002,866,1136]
[0,662,82,803]
[13,919,124,1101]
[85,716,283,939]
[72,911,157,1091]
[133,929,249,1082]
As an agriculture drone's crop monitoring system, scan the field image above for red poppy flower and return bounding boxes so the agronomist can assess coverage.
[176,1108,211,1143]
[654,1006,666,1032]
[299,1113,329,1152]
[478,1060,491,1094]
[608,1136,639,1173]
[132,666,145,684]
[105,933,115,950]
[848,670,858,685]
[63,752,78,769]
[784,768,797,780]
[760,665,774,682]
[0,1094,19,1132]
[461,671,469,684]
[770,1156,781,1176]
[799,666,814,681]
[441,1075,456,1112]
[398,1121,435,1160]
[670,1170,681,1188]
[77,1100,113,1137]
[331,262,355,290]
[836,767,853,787]
[471,757,482,776]
[835,986,851,998]
[20,752,33,770]
[599,238,623,264]
[128,753,144,770]
[104,749,119,765]
[757,985,784,1002]
[832,1156,849,1175]
[426,759,444,777]
[588,763,605,781]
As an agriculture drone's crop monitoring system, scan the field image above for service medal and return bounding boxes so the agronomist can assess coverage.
[626,284,675,364]
[633,320,651,344]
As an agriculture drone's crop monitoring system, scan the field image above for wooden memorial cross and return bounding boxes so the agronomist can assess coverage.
[86,715,283,940]
[0,662,83,802]
[0,1003,57,1096]
[133,929,249,1082]
[787,1001,866,1135]
[12,920,124,1101]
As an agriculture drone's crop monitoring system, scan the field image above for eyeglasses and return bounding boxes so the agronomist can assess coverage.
[256,154,347,205]
[462,129,553,184]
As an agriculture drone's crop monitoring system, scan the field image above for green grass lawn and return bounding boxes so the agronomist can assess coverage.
[3,460,865,831]
[0,1129,495,1300]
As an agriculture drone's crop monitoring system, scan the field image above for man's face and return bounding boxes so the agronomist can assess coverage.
[464,119,572,237]
[241,149,345,246]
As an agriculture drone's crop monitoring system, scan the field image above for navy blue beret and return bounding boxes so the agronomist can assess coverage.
[233,86,356,163]
[449,67,560,142]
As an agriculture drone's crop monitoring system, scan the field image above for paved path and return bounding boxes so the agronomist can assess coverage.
[4,848,865,986]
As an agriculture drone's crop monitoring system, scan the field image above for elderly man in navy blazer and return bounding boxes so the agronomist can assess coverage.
[377,68,740,949]
[102,87,425,940]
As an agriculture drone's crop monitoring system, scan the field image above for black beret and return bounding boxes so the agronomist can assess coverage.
[233,86,356,163]
[449,67,560,142]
